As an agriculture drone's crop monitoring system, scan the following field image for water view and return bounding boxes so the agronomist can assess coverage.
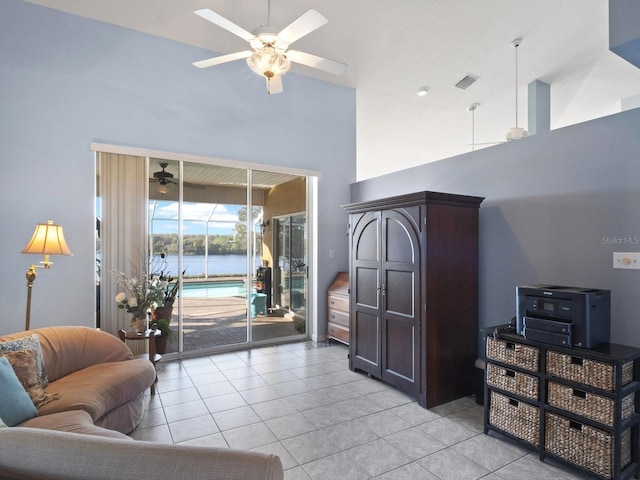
[160,254,261,278]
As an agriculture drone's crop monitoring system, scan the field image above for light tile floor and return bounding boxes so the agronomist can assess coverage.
[130,341,596,480]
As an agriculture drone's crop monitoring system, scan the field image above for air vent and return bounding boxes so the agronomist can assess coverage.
[455,73,480,90]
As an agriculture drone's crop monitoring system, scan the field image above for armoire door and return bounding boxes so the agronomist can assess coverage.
[350,211,382,377]
[380,207,422,398]
[350,206,422,398]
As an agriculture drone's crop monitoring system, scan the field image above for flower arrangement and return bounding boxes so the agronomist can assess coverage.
[113,254,181,338]
[112,269,166,322]
[149,253,180,308]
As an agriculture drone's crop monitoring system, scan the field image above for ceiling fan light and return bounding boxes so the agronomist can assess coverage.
[157,183,169,195]
[247,47,291,77]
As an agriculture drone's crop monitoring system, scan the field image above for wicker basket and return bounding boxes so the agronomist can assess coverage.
[486,337,539,372]
[547,382,635,427]
[486,363,539,400]
[546,351,633,391]
[489,391,540,446]
[545,412,631,478]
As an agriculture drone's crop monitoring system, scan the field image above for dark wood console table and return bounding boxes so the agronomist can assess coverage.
[119,328,161,394]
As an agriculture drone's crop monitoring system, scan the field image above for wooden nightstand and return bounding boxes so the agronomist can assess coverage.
[327,272,349,345]
[119,328,161,394]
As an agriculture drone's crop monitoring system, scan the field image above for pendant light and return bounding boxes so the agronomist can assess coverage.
[505,38,528,141]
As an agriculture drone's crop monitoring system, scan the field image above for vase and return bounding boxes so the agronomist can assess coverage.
[151,306,173,322]
[155,335,168,355]
[131,316,146,334]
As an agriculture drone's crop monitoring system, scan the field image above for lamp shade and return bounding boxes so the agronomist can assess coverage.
[21,220,73,256]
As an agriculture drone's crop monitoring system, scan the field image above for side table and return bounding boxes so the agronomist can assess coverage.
[119,328,161,394]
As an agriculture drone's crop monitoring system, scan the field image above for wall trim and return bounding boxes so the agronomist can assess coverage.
[90,142,321,178]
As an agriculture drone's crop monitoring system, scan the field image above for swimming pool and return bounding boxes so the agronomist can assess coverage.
[182,281,247,298]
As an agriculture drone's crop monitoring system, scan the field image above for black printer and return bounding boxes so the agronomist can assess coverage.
[516,284,610,348]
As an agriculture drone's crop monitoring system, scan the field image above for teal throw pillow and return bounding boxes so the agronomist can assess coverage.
[0,356,38,426]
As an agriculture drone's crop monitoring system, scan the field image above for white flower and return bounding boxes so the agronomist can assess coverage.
[115,292,126,303]
[128,297,138,308]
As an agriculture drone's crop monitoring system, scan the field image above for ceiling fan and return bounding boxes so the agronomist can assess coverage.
[192,3,347,94]
[150,162,204,195]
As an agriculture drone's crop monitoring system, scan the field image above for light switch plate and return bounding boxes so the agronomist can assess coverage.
[613,252,640,269]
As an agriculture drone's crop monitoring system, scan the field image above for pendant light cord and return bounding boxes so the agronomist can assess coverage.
[514,42,519,129]
[471,108,475,151]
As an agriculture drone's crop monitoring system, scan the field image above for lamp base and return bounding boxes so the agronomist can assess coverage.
[25,267,36,331]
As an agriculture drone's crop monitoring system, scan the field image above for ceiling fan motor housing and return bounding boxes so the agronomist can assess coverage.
[153,163,176,184]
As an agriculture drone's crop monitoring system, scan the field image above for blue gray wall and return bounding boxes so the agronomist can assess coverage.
[610,0,640,68]
[0,0,355,336]
[351,108,640,348]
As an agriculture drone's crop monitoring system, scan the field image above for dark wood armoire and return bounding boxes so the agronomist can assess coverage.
[343,191,484,408]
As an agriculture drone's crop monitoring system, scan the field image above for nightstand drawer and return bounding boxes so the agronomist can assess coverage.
[328,295,349,312]
[328,308,349,327]
[328,322,349,344]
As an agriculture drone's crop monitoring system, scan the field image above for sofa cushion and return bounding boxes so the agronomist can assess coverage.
[19,410,132,440]
[37,358,155,421]
[93,392,145,434]
[0,333,48,387]
[0,356,38,426]
[0,327,134,383]
[1,350,59,408]
[0,428,284,480]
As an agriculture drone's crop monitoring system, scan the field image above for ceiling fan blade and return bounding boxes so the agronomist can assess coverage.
[193,51,252,68]
[266,75,284,95]
[287,50,347,76]
[194,8,255,42]
[278,9,328,44]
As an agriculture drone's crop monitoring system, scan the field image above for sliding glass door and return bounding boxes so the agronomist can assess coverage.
[97,154,309,356]
[148,160,252,353]
[272,213,307,334]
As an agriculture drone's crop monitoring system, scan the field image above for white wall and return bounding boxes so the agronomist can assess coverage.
[0,0,355,336]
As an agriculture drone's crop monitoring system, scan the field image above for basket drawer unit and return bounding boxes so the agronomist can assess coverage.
[486,363,538,400]
[484,327,640,480]
[546,350,633,391]
[545,412,631,479]
[489,391,540,447]
[547,382,635,427]
[486,336,539,372]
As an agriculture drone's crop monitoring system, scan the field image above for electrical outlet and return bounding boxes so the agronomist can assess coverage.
[613,252,640,269]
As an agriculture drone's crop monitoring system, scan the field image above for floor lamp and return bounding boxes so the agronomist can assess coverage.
[21,220,73,330]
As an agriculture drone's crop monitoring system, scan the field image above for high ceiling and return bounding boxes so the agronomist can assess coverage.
[24,0,640,174]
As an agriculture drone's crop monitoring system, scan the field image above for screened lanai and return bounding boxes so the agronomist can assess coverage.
[97,153,311,356]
